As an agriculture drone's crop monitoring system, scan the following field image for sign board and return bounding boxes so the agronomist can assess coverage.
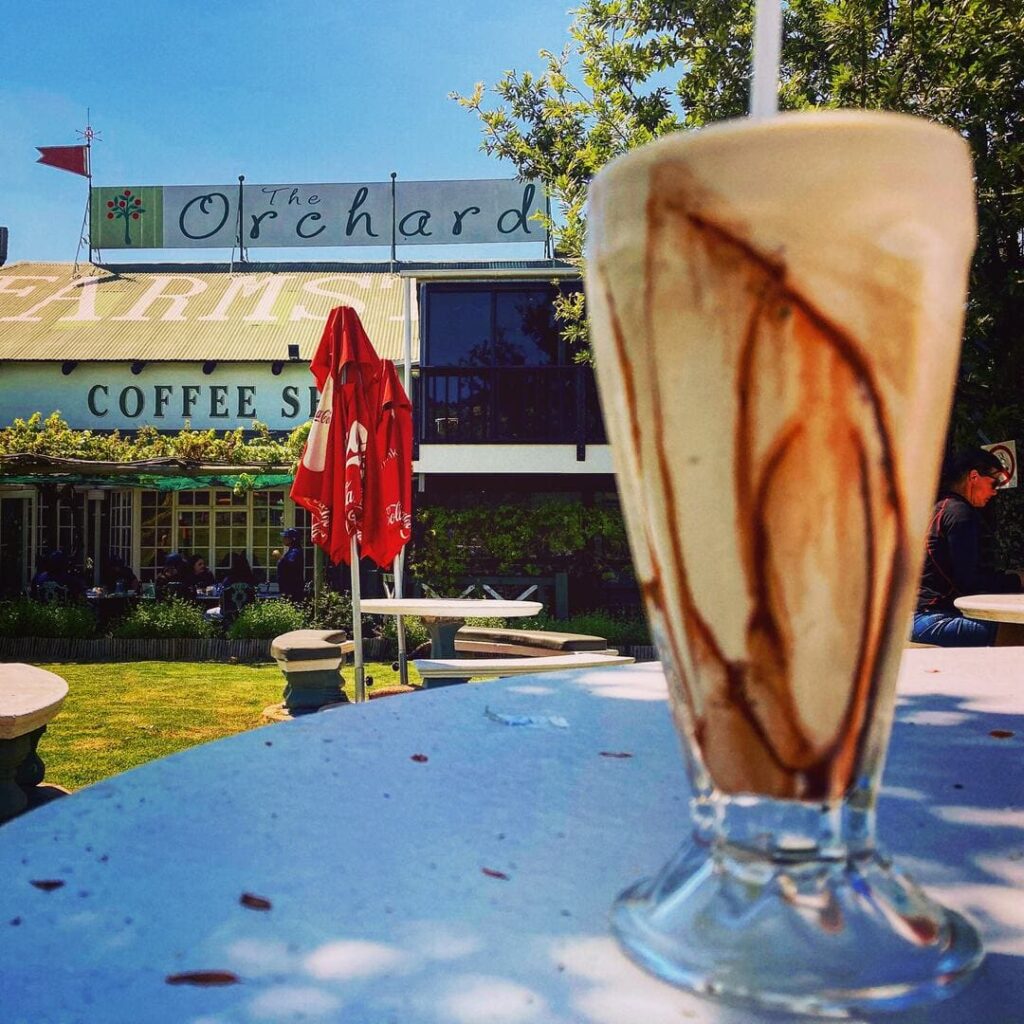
[89,179,545,250]
[0,362,325,432]
[983,440,1018,488]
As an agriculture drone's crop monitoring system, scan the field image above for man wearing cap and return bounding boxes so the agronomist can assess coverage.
[277,528,306,604]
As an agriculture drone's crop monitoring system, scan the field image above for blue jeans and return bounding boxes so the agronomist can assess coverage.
[911,611,997,647]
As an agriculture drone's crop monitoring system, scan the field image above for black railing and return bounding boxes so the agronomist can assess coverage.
[416,365,607,447]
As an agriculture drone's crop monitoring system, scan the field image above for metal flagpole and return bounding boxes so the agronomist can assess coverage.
[395,273,414,687]
[350,535,366,702]
[393,548,408,687]
[341,359,367,703]
[80,115,98,269]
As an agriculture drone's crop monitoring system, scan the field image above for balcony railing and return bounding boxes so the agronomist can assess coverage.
[415,365,607,449]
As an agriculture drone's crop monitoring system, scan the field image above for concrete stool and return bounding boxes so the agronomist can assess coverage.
[265,629,355,721]
[0,664,68,822]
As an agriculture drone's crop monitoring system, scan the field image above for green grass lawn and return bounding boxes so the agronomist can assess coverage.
[34,660,419,792]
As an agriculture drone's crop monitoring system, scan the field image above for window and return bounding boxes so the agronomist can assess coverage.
[131,487,300,584]
[109,491,133,566]
[139,491,173,581]
[251,489,286,585]
[176,490,211,563]
[423,283,578,367]
[212,489,248,577]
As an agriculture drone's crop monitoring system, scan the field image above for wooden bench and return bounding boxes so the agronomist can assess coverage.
[267,629,356,719]
[0,664,68,822]
[414,652,635,681]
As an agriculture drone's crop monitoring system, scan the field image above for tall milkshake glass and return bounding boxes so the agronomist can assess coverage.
[585,111,983,1017]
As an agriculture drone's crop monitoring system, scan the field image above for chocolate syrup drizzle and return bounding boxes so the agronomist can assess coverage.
[596,178,909,801]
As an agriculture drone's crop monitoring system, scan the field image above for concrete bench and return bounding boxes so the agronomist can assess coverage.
[0,664,68,821]
[414,652,635,681]
[266,629,356,720]
[453,626,618,658]
[457,626,612,651]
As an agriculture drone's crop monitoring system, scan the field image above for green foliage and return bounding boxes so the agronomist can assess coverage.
[375,612,430,651]
[455,1,1024,439]
[0,411,309,470]
[410,500,632,594]
[0,598,97,639]
[111,598,217,639]
[302,589,353,632]
[227,599,306,639]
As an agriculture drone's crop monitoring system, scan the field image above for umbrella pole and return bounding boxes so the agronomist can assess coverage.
[393,549,408,688]
[350,536,366,702]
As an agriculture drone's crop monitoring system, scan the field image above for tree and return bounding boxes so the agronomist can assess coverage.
[454,0,1024,446]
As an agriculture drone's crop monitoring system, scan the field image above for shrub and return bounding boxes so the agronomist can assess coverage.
[227,600,305,639]
[410,501,633,595]
[0,598,98,639]
[302,589,353,633]
[111,598,216,639]
[374,612,430,651]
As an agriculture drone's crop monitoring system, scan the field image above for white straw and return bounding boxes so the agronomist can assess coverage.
[750,0,783,120]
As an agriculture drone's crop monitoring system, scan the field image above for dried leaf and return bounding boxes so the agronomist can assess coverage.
[165,971,240,987]
[29,880,65,892]
[410,753,429,763]
[990,729,1014,739]
[240,893,272,911]
[599,751,633,759]
[482,867,510,880]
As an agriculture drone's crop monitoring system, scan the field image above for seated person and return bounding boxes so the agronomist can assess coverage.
[29,552,51,593]
[208,553,257,624]
[102,553,139,594]
[155,552,193,599]
[31,549,86,600]
[912,448,1024,647]
[188,554,216,591]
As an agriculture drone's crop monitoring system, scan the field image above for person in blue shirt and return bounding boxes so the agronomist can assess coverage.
[912,448,1024,646]
[277,528,306,604]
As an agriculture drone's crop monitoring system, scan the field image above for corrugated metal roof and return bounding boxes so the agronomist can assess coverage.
[0,262,418,362]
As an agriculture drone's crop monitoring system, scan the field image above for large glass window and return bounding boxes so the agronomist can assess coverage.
[423,283,576,367]
[420,281,601,444]
[176,490,211,561]
[109,491,133,566]
[426,290,493,366]
[139,492,174,581]
[251,489,286,586]
[494,290,559,366]
[212,489,248,577]
[130,488,302,584]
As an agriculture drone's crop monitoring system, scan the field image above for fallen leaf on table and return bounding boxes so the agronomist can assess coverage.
[166,971,240,987]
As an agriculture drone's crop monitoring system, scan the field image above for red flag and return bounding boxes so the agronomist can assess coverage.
[36,145,89,177]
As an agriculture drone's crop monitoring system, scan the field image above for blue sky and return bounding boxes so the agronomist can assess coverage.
[1,0,577,264]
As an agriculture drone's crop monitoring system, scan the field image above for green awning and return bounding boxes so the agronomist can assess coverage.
[0,473,295,491]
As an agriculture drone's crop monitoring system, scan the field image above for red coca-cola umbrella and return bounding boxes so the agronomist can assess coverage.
[291,306,414,697]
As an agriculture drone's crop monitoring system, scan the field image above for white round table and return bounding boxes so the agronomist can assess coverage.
[0,653,1020,1022]
[359,598,543,687]
[954,592,1024,624]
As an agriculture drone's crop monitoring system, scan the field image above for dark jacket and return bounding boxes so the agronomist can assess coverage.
[277,546,305,602]
[917,492,1022,614]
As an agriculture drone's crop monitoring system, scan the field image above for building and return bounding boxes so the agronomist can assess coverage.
[0,258,615,598]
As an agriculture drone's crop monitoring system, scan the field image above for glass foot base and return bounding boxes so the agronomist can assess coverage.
[612,840,984,1018]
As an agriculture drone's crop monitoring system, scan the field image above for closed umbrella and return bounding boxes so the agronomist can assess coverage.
[291,306,414,698]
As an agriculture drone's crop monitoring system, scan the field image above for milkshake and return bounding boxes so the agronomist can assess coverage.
[587,111,985,1015]
[586,111,975,801]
